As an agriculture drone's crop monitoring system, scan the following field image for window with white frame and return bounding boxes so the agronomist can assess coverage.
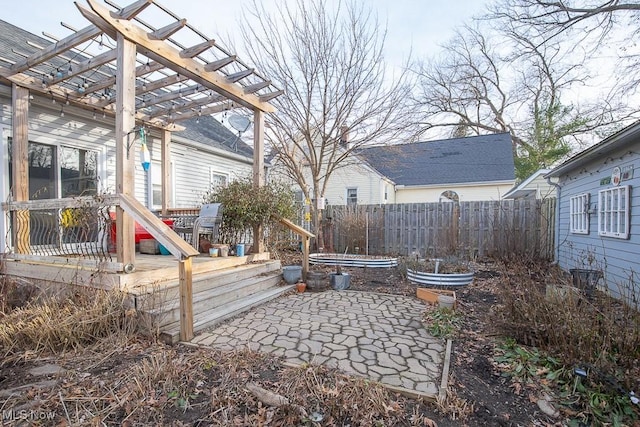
[569,193,590,234]
[346,188,357,206]
[150,161,162,209]
[210,168,228,189]
[598,185,630,239]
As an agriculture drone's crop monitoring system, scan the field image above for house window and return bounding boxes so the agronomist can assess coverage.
[439,190,459,203]
[598,185,630,239]
[210,169,228,189]
[569,193,590,234]
[150,161,162,209]
[346,188,357,206]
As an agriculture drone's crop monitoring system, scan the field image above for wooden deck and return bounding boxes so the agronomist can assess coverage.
[1,252,272,292]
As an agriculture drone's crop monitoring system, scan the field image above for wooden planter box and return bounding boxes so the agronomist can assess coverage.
[416,287,457,307]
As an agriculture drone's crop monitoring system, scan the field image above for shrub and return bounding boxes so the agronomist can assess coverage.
[492,261,640,385]
[203,178,296,244]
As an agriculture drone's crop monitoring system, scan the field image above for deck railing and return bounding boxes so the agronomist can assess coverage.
[2,195,119,266]
[2,194,200,341]
[278,217,315,280]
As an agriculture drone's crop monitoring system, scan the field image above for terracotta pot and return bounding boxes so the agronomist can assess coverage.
[296,282,307,293]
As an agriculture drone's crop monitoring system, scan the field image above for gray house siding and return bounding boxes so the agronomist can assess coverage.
[553,136,640,298]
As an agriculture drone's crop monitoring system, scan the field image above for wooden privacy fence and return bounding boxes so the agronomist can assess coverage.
[324,198,556,260]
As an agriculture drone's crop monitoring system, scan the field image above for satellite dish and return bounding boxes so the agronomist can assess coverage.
[228,114,251,133]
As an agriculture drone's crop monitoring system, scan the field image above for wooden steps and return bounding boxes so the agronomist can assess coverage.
[159,284,294,344]
[131,259,292,344]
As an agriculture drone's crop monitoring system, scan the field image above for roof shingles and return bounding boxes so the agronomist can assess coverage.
[358,133,515,186]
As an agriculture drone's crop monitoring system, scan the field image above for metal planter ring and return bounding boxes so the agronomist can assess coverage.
[407,269,474,287]
[309,253,398,268]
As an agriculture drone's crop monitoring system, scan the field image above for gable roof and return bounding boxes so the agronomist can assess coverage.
[547,120,640,177]
[175,115,253,157]
[358,133,515,186]
[0,19,252,159]
[503,168,552,199]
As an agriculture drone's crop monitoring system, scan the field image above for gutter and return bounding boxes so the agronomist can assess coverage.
[546,175,561,264]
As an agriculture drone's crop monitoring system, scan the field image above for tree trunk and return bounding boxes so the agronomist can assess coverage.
[312,187,324,251]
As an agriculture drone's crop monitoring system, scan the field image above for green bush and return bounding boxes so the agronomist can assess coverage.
[203,178,296,244]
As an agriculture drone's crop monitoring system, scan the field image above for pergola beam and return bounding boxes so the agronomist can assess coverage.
[170,101,235,122]
[143,93,223,120]
[204,55,236,72]
[3,25,101,77]
[135,73,188,96]
[180,39,216,58]
[259,90,284,102]
[83,0,276,112]
[226,68,254,83]
[46,49,117,87]
[114,0,153,20]
[149,19,186,41]
[243,80,271,94]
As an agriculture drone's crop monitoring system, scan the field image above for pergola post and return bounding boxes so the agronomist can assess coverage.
[115,33,137,268]
[11,84,30,254]
[161,128,172,216]
[252,109,265,254]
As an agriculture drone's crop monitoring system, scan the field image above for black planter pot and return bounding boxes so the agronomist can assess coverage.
[329,273,351,290]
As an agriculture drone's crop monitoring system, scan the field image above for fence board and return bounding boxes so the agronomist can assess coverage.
[325,198,556,260]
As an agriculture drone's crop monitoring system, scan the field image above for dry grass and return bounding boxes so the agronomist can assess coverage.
[0,288,137,364]
[0,342,441,426]
[492,261,640,388]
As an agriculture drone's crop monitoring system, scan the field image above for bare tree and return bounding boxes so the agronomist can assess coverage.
[238,0,417,246]
[413,24,623,179]
[489,0,640,93]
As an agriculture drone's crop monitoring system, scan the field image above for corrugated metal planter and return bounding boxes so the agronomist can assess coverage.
[310,253,397,268]
[407,269,474,287]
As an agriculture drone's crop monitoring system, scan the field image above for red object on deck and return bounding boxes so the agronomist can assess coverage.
[109,212,174,247]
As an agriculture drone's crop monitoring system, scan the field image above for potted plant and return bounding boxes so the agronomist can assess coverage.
[329,264,350,290]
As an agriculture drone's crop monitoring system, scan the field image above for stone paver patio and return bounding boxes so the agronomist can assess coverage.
[192,290,450,398]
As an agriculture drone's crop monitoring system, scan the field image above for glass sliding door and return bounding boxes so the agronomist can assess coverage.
[8,140,101,251]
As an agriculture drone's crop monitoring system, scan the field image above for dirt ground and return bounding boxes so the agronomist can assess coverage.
[0,258,556,426]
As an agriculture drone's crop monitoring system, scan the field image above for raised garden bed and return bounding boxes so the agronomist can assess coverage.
[309,253,398,268]
[406,258,474,287]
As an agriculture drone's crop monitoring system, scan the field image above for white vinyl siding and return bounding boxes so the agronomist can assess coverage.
[569,193,590,234]
[598,185,630,239]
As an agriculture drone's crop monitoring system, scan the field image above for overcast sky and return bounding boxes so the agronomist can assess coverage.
[2,0,489,69]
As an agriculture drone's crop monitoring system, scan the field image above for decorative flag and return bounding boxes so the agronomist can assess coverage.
[139,128,151,171]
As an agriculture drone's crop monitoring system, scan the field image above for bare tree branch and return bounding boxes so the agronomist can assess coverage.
[238,0,418,243]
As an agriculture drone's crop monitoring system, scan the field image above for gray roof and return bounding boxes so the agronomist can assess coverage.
[0,19,249,158]
[358,133,515,186]
[175,116,253,157]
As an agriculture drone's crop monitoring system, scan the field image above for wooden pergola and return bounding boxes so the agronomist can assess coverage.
[0,0,282,268]
[1,0,289,341]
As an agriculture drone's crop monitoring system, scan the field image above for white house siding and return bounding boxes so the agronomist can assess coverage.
[395,182,514,203]
[0,94,115,194]
[525,174,556,199]
[1,90,253,212]
[268,156,392,206]
[321,162,388,205]
[169,135,253,207]
[555,142,640,297]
